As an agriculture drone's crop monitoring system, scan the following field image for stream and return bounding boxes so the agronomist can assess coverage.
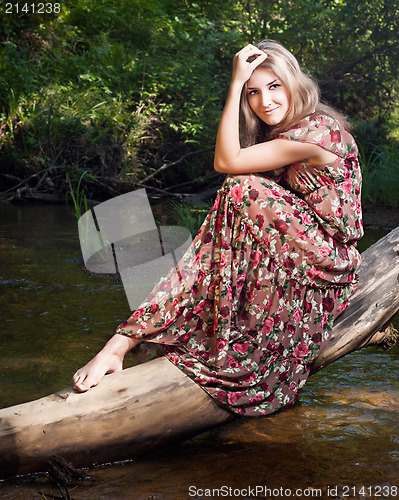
[0,202,398,499]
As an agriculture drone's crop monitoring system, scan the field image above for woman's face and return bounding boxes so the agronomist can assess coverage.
[247,67,290,126]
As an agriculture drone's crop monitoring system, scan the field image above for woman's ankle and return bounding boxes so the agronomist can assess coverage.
[103,333,140,360]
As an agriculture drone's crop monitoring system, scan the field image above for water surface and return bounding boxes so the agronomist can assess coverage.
[0,203,398,499]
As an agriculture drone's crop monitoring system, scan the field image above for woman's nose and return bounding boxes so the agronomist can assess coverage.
[260,91,271,108]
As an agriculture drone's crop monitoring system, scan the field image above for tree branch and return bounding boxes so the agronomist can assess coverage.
[329,41,399,81]
[138,146,214,185]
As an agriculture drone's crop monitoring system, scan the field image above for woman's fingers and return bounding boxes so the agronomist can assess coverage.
[235,45,267,65]
[232,44,268,83]
[236,44,266,59]
[248,51,268,67]
[236,43,260,55]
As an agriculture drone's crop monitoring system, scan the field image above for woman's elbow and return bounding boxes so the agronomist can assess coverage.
[214,159,226,173]
[214,157,234,173]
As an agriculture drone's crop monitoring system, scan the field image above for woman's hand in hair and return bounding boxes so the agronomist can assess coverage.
[231,44,267,87]
[214,44,267,174]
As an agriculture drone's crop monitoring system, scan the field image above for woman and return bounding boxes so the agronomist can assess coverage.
[73,40,363,416]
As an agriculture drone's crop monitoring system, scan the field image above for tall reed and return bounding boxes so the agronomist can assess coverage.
[65,170,89,221]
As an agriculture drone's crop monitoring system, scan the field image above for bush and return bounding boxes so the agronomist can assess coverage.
[1,0,398,206]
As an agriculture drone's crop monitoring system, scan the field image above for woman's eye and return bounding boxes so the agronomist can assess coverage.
[248,90,258,96]
[270,84,281,90]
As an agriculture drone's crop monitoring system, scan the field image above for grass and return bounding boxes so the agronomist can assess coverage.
[169,200,212,237]
[358,141,399,209]
[65,170,89,221]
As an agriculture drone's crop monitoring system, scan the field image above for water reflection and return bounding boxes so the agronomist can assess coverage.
[0,203,398,499]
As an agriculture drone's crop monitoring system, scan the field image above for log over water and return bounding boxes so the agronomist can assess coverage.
[1,226,399,478]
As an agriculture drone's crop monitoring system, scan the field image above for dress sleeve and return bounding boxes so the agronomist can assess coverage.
[276,114,357,158]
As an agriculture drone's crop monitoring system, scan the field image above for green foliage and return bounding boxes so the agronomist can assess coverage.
[169,200,211,237]
[66,170,89,221]
[359,142,399,209]
[0,0,398,206]
[234,0,399,119]
[355,121,399,208]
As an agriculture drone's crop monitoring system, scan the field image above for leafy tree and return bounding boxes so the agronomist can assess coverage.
[0,0,398,204]
[236,0,399,120]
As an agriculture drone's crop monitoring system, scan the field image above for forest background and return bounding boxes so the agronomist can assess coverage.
[1,0,398,212]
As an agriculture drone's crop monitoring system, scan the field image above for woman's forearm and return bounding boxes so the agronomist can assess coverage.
[214,82,243,172]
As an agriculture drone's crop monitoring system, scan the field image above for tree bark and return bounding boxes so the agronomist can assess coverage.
[1,226,398,478]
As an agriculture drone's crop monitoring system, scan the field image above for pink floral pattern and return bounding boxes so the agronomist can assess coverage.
[116,114,363,416]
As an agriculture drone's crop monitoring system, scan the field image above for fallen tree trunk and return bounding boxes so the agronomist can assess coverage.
[1,226,398,478]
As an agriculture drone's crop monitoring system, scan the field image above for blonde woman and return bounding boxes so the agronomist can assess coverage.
[73,40,363,416]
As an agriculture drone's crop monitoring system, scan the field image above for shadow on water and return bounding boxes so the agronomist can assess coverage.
[0,203,398,499]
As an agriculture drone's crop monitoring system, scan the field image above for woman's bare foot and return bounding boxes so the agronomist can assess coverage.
[73,334,139,392]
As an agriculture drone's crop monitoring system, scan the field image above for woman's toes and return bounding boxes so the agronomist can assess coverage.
[73,371,90,391]
[74,377,90,392]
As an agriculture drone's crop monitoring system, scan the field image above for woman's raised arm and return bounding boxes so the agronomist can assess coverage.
[214,44,266,173]
[213,45,332,174]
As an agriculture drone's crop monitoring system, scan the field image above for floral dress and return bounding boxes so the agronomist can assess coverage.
[116,114,363,416]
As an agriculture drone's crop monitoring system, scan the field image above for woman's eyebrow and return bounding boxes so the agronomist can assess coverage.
[247,79,278,89]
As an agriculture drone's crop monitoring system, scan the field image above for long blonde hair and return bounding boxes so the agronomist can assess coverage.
[240,40,349,147]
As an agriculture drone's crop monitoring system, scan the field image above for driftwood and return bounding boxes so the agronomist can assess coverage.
[0,226,398,478]
[0,147,217,203]
[137,146,214,185]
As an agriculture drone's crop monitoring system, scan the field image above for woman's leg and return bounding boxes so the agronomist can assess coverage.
[73,334,140,392]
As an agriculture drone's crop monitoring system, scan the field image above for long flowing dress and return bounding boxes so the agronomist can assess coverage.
[116,114,364,416]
